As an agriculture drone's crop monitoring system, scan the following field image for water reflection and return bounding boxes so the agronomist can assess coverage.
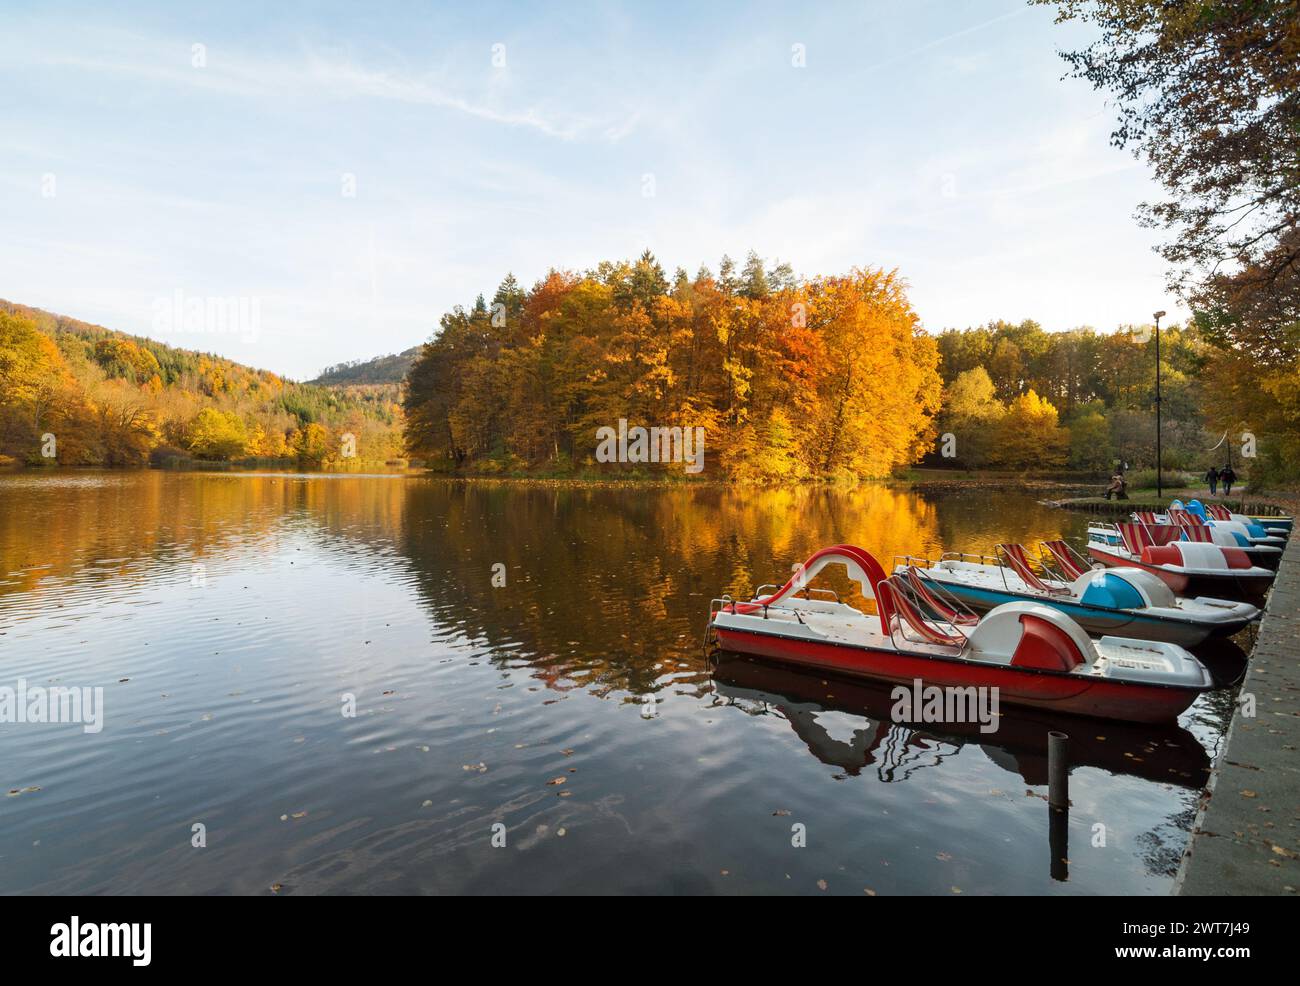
[711,657,1211,789]
[0,472,1238,894]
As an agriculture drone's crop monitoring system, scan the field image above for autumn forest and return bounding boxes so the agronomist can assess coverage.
[0,247,1287,486]
[402,250,1271,484]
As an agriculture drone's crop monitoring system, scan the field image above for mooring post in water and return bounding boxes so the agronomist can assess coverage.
[1048,730,1069,881]
[1048,731,1068,809]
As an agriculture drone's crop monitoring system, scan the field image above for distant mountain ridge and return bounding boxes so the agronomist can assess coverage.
[310,346,422,386]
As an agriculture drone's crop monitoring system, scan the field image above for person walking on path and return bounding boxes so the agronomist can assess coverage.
[1220,465,1237,496]
[1205,466,1219,495]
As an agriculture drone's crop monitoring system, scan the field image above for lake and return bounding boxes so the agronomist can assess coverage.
[0,471,1245,894]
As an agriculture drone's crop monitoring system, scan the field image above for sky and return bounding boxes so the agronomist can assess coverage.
[0,0,1188,381]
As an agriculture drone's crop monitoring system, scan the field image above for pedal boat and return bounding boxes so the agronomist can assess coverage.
[1133,507,1284,568]
[707,545,1212,723]
[1087,522,1274,602]
[892,542,1258,647]
[1198,500,1292,537]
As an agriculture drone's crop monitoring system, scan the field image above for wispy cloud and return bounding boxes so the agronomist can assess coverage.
[25,29,632,141]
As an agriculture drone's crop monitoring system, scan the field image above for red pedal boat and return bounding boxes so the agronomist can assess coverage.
[706,545,1212,724]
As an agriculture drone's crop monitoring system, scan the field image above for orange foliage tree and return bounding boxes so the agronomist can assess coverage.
[404,253,942,481]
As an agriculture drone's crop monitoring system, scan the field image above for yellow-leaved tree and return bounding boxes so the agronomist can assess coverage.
[992,390,1068,469]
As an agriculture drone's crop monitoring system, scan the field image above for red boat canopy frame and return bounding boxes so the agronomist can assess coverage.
[729,544,893,632]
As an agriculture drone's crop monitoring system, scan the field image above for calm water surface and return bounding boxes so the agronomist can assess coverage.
[0,472,1245,894]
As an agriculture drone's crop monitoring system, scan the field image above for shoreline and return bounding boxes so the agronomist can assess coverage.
[6,463,1297,507]
[1174,531,1300,894]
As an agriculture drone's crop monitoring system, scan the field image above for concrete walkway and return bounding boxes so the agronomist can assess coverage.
[1175,530,1300,895]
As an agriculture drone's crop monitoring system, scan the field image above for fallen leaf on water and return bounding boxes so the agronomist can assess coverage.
[817,879,828,891]
[546,777,566,786]
[1241,790,1258,798]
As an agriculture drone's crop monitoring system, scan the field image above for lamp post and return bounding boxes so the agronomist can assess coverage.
[1153,311,1166,500]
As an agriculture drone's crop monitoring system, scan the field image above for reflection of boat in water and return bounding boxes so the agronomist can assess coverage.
[708,545,1212,723]
[1186,634,1251,689]
[710,656,1211,789]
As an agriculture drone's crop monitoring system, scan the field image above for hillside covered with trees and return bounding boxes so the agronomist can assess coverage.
[311,347,421,387]
[0,301,403,467]
[402,252,943,482]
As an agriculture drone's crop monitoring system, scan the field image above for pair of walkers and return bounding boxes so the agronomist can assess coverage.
[1205,465,1237,496]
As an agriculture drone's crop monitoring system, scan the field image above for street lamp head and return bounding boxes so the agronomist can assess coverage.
[1153,310,1166,320]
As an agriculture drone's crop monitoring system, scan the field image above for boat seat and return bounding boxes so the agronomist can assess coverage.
[997,543,1069,594]
[878,579,966,647]
[903,566,978,625]
[1117,522,1156,555]
[1040,540,1089,580]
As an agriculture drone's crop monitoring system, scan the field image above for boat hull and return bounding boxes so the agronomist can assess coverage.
[1086,545,1272,602]
[712,626,1202,724]
[1247,546,1283,571]
[1247,516,1292,535]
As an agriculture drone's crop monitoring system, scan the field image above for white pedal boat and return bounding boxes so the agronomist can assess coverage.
[893,541,1258,647]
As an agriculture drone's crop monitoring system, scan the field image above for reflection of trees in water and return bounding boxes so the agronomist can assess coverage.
[1136,800,1200,879]
[396,481,980,698]
[0,471,414,606]
[395,481,1074,695]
